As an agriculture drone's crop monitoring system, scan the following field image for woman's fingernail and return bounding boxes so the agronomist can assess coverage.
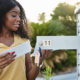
[8,52,10,55]
[13,55,16,57]
[12,51,15,54]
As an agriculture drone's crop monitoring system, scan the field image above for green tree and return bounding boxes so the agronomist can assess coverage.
[38,12,46,23]
[51,3,75,19]
[51,3,76,35]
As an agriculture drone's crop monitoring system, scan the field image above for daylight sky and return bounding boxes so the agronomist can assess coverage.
[18,0,80,22]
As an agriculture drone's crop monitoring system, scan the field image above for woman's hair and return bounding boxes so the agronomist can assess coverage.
[0,0,29,39]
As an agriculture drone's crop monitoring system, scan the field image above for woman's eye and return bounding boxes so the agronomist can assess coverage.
[12,15,17,17]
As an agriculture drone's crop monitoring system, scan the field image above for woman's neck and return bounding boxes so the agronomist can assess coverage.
[0,27,13,38]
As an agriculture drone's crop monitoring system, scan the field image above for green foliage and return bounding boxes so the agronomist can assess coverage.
[64,50,76,66]
[53,50,76,73]
[51,3,75,19]
[44,66,54,80]
[50,2,76,35]
[38,12,46,23]
[47,20,65,35]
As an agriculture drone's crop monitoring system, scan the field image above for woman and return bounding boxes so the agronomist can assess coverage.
[0,0,52,80]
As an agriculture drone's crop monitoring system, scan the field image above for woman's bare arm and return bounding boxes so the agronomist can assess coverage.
[25,53,40,80]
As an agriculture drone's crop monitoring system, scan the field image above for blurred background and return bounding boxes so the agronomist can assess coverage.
[18,0,80,79]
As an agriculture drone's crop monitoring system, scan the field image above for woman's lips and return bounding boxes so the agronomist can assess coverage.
[14,24,19,27]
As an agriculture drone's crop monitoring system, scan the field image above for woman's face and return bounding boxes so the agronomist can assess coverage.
[3,6,21,31]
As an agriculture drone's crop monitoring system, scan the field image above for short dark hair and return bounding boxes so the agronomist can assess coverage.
[0,0,29,39]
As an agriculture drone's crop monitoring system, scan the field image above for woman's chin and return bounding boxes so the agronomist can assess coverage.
[14,27,19,30]
[12,28,19,31]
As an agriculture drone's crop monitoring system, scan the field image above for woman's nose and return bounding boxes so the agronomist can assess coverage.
[16,15,21,22]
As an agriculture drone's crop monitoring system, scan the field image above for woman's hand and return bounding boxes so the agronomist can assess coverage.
[0,51,16,69]
[39,50,52,65]
[42,50,52,59]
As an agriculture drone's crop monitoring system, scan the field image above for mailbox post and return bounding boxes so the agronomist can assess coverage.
[75,5,80,80]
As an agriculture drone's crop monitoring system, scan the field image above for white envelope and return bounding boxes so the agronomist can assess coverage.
[0,40,32,58]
